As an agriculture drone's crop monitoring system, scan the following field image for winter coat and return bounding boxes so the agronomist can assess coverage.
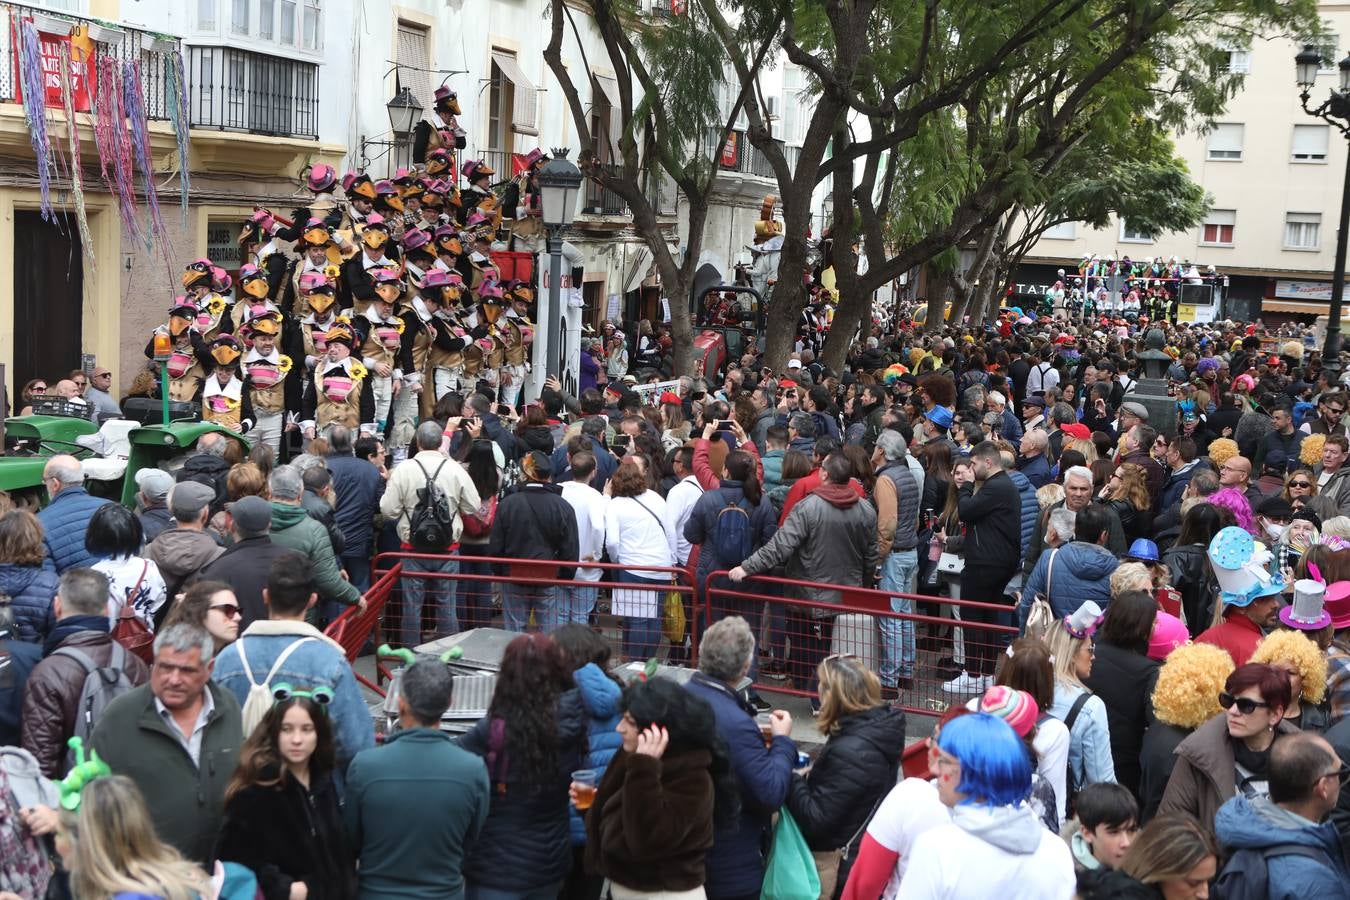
[343,728,490,900]
[1160,461,1201,512]
[787,705,907,851]
[177,451,232,515]
[268,503,361,607]
[685,672,796,897]
[1082,641,1159,800]
[585,747,716,894]
[487,483,580,581]
[214,767,357,900]
[551,435,616,491]
[302,490,346,558]
[0,563,58,643]
[457,689,586,892]
[739,487,878,609]
[1020,542,1118,626]
[1162,542,1214,635]
[1138,721,1190,824]
[37,486,112,573]
[90,681,243,864]
[144,526,224,600]
[517,425,555,455]
[21,617,150,777]
[325,453,384,556]
[1196,610,1264,668]
[0,637,40,747]
[137,504,174,545]
[1018,453,1053,489]
[1158,712,1301,828]
[198,537,294,628]
[568,663,623,846]
[684,481,777,590]
[1107,497,1151,542]
[1119,450,1167,512]
[761,449,786,493]
[1213,795,1350,900]
[957,471,1022,574]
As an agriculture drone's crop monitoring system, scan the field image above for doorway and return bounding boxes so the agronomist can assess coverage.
[13,211,84,393]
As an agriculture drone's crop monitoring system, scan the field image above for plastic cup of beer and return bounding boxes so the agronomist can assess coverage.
[571,769,599,810]
[756,712,774,748]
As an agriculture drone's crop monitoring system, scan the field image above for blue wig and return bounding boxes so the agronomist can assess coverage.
[936,713,1032,808]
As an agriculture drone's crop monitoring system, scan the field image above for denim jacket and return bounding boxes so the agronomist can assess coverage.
[1050,682,1117,789]
[212,620,375,773]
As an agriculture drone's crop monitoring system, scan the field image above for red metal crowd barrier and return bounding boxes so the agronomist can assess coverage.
[324,562,402,696]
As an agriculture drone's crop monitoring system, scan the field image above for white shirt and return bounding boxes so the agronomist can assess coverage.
[154,688,216,767]
[1027,363,1059,396]
[664,475,705,566]
[93,554,168,629]
[866,778,952,898]
[561,481,608,582]
[605,491,676,572]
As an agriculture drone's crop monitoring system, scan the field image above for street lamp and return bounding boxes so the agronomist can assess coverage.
[1296,44,1350,373]
[386,86,423,138]
[537,149,584,380]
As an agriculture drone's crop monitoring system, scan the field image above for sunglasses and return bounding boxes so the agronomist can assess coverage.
[1290,481,1312,488]
[31,385,47,392]
[1218,692,1270,714]
[210,603,242,619]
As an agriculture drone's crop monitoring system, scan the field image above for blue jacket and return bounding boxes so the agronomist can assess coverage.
[1017,454,1053,489]
[1020,541,1118,627]
[1007,469,1039,565]
[37,487,112,574]
[211,623,375,773]
[1000,408,1024,443]
[0,564,58,643]
[551,435,616,491]
[568,663,623,845]
[0,637,40,746]
[1214,795,1350,900]
[325,453,385,556]
[1160,460,1200,512]
[683,481,777,587]
[761,450,786,493]
[685,671,796,899]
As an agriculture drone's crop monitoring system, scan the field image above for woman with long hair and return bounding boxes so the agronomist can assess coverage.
[86,505,167,630]
[457,438,501,631]
[1282,468,1318,508]
[17,377,46,416]
[1158,662,1297,826]
[605,461,677,660]
[1046,601,1117,793]
[991,638,1071,822]
[786,655,906,897]
[767,449,811,515]
[459,633,586,899]
[660,401,689,453]
[56,775,209,900]
[1102,464,1153,541]
[1116,815,1218,899]
[215,694,356,899]
[1250,629,1329,732]
[582,676,739,898]
[0,509,59,642]
[515,404,556,455]
[928,457,976,677]
[1082,590,1161,800]
[841,444,876,498]
[161,580,240,655]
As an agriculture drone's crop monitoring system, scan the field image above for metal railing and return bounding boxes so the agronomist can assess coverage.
[703,128,792,180]
[187,45,318,139]
[0,1,178,116]
[478,148,513,180]
[585,162,627,215]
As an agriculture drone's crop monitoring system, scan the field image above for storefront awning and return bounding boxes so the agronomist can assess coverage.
[1262,299,1333,315]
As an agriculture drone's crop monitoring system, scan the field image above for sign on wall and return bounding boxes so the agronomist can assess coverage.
[1274,280,1337,302]
[11,21,97,111]
[206,219,244,271]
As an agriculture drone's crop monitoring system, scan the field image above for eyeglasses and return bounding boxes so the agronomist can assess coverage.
[1218,692,1270,714]
[1318,765,1350,785]
[1290,481,1312,488]
[31,385,47,392]
[209,603,241,619]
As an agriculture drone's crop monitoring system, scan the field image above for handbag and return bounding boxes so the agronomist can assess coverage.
[812,794,883,900]
[111,561,154,664]
[760,810,820,900]
[937,552,964,575]
[1023,548,1058,643]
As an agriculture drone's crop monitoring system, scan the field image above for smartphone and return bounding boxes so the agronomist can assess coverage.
[716,419,735,431]
[497,404,512,417]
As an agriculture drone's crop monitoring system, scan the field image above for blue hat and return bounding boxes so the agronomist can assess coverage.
[924,406,953,430]
[1125,539,1160,563]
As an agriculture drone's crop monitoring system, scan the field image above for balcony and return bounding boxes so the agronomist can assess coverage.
[581,163,677,218]
[0,1,178,117]
[187,45,318,139]
[704,128,794,180]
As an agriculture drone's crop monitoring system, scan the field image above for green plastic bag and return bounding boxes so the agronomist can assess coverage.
[760,810,822,900]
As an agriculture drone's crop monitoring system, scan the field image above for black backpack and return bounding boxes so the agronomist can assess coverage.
[408,459,454,552]
[1211,842,1331,900]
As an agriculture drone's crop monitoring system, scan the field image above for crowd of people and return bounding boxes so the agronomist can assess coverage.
[10,297,1350,898]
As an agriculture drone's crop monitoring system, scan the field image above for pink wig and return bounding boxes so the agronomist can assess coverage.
[1209,487,1256,535]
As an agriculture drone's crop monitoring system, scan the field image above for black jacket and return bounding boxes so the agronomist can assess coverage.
[488,483,580,580]
[198,537,295,628]
[137,505,174,544]
[1162,543,1214,636]
[457,690,586,892]
[957,471,1022,573]
[302,490,346,558]
[1138,721,1190,824]
[177,452,232,516]
[1082,641,1159,801]
[785,705,906,851]
[0,637,40,747]
[214,767,356,900]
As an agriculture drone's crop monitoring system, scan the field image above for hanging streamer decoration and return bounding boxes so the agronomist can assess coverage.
[166,49,191,227]
[17,20,56,221]
[93,57,142,246]
[58,43,96,266]
[123,58,173,272]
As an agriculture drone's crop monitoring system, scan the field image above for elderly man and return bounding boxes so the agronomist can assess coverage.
[37,455,112,573]
[685,617,796,899]
[269,465,363,618]
[1019,505,1118,625]
[1017,429,1053,489]
[1021,396,1047,432]
[873,430,922,696]
[1117,401,1149,438]
[1025,465,1127,574]
[176,431,232,515]
[91,624,243,864]
[986,391,1023,443]
[145,481,224,601]
[133,468,175,544]
[83,366,121,420]
[198,495,293,627]
[1218,455,1266,509]
[325,424,385,593]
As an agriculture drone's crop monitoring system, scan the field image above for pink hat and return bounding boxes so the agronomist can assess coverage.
[1148,612,1189,661]
[306,163,337,193]
[1325,581,1350,630]
[978,686,1038,738]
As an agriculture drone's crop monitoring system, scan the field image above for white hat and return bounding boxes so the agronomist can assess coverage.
[1063,601,1104,639]
[1282,579,1331,630]
[1207,526,1283,607]
[787,358,803,369]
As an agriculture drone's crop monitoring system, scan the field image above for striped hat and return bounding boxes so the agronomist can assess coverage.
[979,686,1038,738]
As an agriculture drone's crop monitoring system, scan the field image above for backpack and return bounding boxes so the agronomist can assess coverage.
[408,459,454,552]
[712,493,754,567]
[236,637,317,737]
[461,494,498,540]
[53,644,135,774]
[1211,842,1331,900]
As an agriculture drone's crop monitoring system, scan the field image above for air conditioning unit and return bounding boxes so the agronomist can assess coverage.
[765,96,779,119]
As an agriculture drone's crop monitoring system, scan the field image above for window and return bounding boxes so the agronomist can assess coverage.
[280,0,294,44]
[1206,123,1243,161]
[231,0,249,34]
[1225,48,1251,73]
[198,0,216,29]
[259,0,273,39]
[719,67,748,131]
[1201,209,1236,245]
[1120,220,1154,243]
[491,49,538,136]
[591,73,622,162]
[1292,124,1330,162]
[1043,221,1077,240]
[302,0,319,51]
[396,23,432,111]
[783,64,808,145]
[1285,212,1322,250]
[488,61,508,152]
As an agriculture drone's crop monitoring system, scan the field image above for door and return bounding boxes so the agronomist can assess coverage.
[14,211,83,394]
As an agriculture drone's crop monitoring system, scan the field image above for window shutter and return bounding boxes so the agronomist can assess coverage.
[396,23,432,111]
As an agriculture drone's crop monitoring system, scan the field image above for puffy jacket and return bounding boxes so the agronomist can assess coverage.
[569,663,623,846]
[456,690,586,892]
[325,453,384,556]
[1214,795,1350,900]
[761,449,786,492]
[1019,541,1118,626]
[684,481,777,589]
[0,638,40,747]
[177,452,232,515]
[0,564,58,643]
[20,617,151,777]
[137,505,174,544]
[1017,453,1053,489]
[1160,460,1200,511]
[1082,640,1159,800]
[1008,469,1039,565]
[685,671,796,898]
[269,503,361,607]
[37,487,112,573]
[302,490,346,558]
[787,705,906,851]
[144,527,224,600]
[488,483,580,581]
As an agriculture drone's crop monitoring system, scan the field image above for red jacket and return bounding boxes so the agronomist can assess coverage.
[779,468,866,526]
[1195,610,1263,667]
